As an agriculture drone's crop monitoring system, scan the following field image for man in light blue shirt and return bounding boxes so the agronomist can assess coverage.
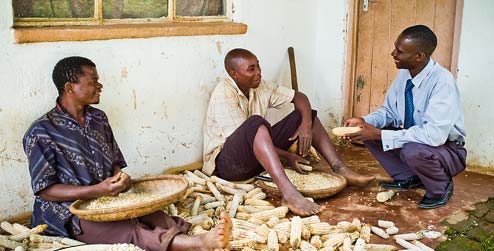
[344,25,467,209]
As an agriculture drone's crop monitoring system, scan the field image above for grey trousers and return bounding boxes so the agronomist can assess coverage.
[364,140,467,199]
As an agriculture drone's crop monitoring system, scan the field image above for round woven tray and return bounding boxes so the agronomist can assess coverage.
[56,244,119,250]
[69,175,188,222]
[256,170,347,199]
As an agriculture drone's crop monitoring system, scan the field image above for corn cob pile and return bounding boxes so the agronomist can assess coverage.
[0,222,84,251]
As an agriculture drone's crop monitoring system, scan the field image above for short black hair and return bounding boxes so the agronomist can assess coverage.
[52,56,96,95]
[224,48,256,72]
[401,25,437,57]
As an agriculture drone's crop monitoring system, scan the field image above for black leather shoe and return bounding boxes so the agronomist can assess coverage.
[418,180,454,209]
[380,175,425,190]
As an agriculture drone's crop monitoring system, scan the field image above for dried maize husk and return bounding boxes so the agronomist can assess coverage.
[267,229,279,251]
[377,220,395,229]
[290,216,302,248]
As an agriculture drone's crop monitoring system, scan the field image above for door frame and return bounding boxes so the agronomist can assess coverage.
[343,0,464,120]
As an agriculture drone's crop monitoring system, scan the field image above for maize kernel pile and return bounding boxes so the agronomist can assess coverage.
[262,169,341,191]
[106,243,145,251]
[83,192,161,210]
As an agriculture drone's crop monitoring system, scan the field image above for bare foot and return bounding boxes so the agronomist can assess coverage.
[335,165,375,187]
[281,190,323,216]
[199,212,232,251]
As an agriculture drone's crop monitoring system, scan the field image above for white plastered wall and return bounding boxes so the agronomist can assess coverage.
[0,0,349,219]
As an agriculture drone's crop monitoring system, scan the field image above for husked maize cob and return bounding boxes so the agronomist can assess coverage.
[341,237,352,251]
[241,247,256,251]
[229,193,243,218]
[245,199,272,206]
[255,224,271,240]
[235,212,251,220]
[1,222,19,235]
[395,238,421,251]
[211,176,236,188]
[386,226,399,235]
[412,240,434,251]
[290,216,302,248]
[204,201,225,209]
[9,224,48,242]
[300,240,317,251]
[232,229,266,244]
[377,220,395,229]
[301,215,320,225]
[206,181,225,202]
[392,232,422,241]
[191,195,202,216]
[229,239,257,250]
[267,229,279,251]
[251,206,289,221]
[322,233,347,249]
[331,126,361,136]
[201,208,215,217]
[278,232,289,244]
[220,184,245,195]
[353,238,366,251]
[364,244,398,251]
[185,171,207,185]
[238,205,275,214]
[248,217,265,226]
[376,190,395,202]
[301,224,311,240]
[250,192,267,200]
[191,225,207,235]
[12,224,29,233]
[193,170,211,182]
[244,188,263,199]
[309,235,322,249]
[233,218,258,231]
[266,216,280,228]
[214,206,225,217]
[359,224,371,243]
[305,197,314,202]
[309,222,332,235]
[235,183,255,191]
[351,218,362,232]
[296,163,313,172]
[0,235,26,250]
[371,226,390,239]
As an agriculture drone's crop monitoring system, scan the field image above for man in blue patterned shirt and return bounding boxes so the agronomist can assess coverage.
[343,25,467,209]
[23,56,231,251]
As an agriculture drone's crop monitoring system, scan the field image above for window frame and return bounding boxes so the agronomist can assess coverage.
[13,0,233,27]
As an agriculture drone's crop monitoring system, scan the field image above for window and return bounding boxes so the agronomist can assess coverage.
[13,0,232,27]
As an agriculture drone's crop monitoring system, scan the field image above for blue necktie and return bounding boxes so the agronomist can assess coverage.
[404,79,415,129]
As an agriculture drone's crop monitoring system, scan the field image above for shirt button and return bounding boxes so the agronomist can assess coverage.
[91,150,95,154]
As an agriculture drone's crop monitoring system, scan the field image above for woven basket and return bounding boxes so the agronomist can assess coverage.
[256,170,347,199]
[69,175,188,222]
[56,244,117,250]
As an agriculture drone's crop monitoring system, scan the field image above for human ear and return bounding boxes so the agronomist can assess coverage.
[64,82,74,93]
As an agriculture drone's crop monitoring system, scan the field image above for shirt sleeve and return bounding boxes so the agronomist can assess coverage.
[23,130,58,195]
[380,78,461,151]
[363,78,401,129]
[266,81,296,108]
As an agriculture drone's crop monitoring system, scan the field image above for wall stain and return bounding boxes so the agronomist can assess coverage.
[356,75,365,90]
[160,130,192,149]
[121,67,128,79]
[132,89,137,110]
[216,41,223,54]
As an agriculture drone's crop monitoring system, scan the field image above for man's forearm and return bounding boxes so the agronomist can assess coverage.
[38,183,102,202]
[292,91,313,126]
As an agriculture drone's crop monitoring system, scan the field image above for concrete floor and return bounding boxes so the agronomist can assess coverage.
[304,144,494,248]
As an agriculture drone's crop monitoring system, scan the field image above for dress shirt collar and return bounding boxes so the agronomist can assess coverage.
[407,58,435,88]
[225,76,255,99]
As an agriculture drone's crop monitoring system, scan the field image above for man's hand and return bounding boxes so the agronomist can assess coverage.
[97,172,129,196]
[284,152,311,175]
[345,122,381,142]
[289,122,312,157]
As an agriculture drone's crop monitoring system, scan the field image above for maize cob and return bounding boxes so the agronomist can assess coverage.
[229,193,243,218]
[278,232,289,244]
[244,188,263,199]
[233,219,258,231]
[241,247,256,251]
[255,224,271,240]
[392,232,422,241]
[232,229,266,244]
[290,216,302,248]
[376,190,395,202]
[267,229,279,251]
[186,214,208,225]
[412,240,434,251]
[245,199,272,207]
[235,183,255,191]
[301,224,311,240]
[191,225,207,235]
[204,201,225,209]
[337,221,359,232]
[248,217,265,226]
[193,170,211,182]
[229,239,257,250]
[301,216,320,225]
[237,205,270,214]
[297,163,313,172]
[353,238,366,251]
[235,212,251,220]
[214,206,226,217]
[364,244,398,251]
[14,246,24,251]
[251,192,267,200]
[309,235,322,249]
[300,240,317,251]
[251,206,289,221]
[341,237,352,251]
[12,224,29,233]
[1,222,19,235]
[386,226,399,235]
[0,235,26,250]
[191,195,202,216]
[206,181,225,202]
[351,218,362,232]
[331,126,361,136]
[322,233,347,249]
[211,176,236,189]
[309,222,332,235]
[274,221,291,236]
[377,220,395,229]
[9,224,48,242]
[371,226,390,239]
[395,238,421,251]
[360,224,371,243]
[267,216,280,228]
[220,184,245,195]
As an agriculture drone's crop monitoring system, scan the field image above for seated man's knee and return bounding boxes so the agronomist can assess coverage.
[245,115,270,128]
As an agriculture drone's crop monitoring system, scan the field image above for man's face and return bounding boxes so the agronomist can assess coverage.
[231,55,262,90]
[69,66,102,105]
[391,34,421,70]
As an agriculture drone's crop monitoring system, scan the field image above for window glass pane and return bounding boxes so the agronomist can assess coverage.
[176,0,224,16]
[13,0,95,18]
[103,0,168,19]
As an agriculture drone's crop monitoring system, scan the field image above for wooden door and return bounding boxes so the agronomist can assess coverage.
[350,0,462,118]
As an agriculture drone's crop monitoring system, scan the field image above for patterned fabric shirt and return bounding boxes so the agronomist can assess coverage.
[364,59,467,151]
[23,102,127,237]
[203,77,295,175]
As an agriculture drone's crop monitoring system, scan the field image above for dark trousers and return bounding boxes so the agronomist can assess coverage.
[364,139,467,199]
[75,211,191,251]
[214,110,317,181]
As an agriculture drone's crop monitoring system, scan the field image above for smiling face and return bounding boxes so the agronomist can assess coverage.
[391,34,423,70]
[66,65,102,105]
[229,54,262,94]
